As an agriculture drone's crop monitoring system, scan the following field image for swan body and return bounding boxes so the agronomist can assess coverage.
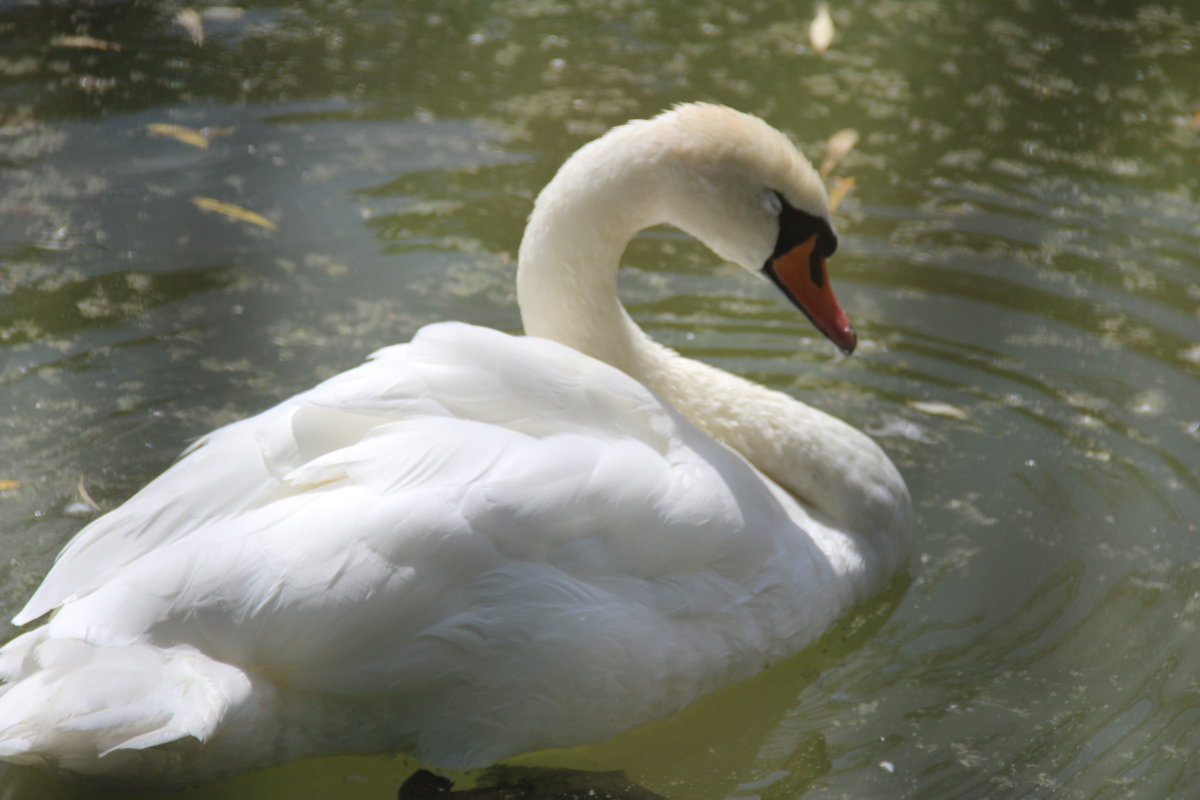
[0,104,910,786]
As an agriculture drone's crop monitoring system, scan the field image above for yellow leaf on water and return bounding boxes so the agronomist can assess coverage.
[191,197,278,231]
[809,3,834,53]
[908,400,969,421]
[51,35,121,52]
[146,123,210,150]
[819,128,859,177]
[827,177,856,214]
[0,479,21,491]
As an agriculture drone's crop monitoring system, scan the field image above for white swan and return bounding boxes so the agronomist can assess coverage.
[0,103,911,787]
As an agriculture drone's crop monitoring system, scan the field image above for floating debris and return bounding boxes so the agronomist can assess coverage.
[192,197,278,230]
[203,6,245,22]
[50,35,121,52]
[820,128,860,177]
[176,8,205,46]
[1128,388,1166,416]
[146,123,210,150]
[0,479,20,492]
[827,176,856,214]
[76,475,101,512]
[867,417,936,444]
[908,400,969,420]
[809,3,834,53]
[945,496,998,526]
[77,76,117,92]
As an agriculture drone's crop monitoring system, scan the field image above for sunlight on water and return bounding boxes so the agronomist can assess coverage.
[1,0,1197,797]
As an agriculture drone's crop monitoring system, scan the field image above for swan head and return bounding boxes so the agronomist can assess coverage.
[520,103,857,355]
[646,104,856,353]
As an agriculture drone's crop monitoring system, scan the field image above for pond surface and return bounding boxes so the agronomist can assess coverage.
[1,1,1198,798]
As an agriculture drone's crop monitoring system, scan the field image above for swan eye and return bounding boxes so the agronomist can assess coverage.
[761,190,783,217]
[768,195,838,265]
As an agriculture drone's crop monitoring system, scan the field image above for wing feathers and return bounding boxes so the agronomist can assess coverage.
[10,322,789,700]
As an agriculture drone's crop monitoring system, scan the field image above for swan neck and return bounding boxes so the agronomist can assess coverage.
[516,130,664,371]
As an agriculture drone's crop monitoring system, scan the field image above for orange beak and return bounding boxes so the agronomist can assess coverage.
[764,234,857,354]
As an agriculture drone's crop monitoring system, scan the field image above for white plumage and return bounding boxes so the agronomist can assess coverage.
[0,104,911,786]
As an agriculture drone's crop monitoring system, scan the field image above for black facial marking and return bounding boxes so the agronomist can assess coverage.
[765,190,838,287]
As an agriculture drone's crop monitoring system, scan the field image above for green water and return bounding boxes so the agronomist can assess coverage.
[1,1,1197,798]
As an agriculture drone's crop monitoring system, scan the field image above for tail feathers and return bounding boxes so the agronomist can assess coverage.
[0,635,253,773]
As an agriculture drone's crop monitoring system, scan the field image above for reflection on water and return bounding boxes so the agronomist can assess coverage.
[1,0,1198,798]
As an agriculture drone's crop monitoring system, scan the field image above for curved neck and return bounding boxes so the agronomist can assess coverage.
[515,128,911,593]
[517,129,663,373]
